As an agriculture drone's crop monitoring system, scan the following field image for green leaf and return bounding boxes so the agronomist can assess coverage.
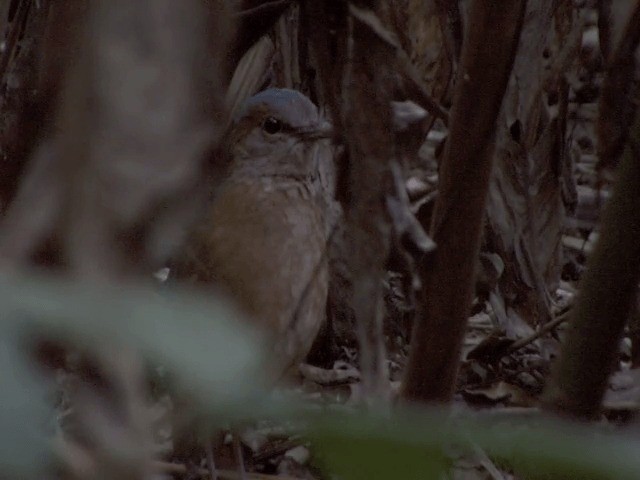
[0,271,270,414]
[5,271,640,480]
[309,408,640,480]
[312,413,449,480]
[0,339,53,478]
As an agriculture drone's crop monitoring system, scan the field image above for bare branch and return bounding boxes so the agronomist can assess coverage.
[401,0,527,404]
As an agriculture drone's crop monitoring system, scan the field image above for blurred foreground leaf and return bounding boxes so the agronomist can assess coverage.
[0,271,269,412]
[0,339,53,478]
[310,409,640,480]
[3,271,640,480]
[312,413,449,480]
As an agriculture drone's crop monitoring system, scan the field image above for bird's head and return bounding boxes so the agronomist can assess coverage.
[227,88,333,181]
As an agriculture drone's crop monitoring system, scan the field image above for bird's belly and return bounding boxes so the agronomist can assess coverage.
[202,184,329,371]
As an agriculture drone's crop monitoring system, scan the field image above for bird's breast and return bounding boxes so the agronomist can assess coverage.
[184,180,329,372]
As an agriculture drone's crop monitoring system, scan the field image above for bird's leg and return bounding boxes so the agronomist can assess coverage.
[232,430,247,480]
[205,435,218,480]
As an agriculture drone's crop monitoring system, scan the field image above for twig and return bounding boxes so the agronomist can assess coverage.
[235,0,292,19]
[505,308,573,355]
[153,460,305,480]
[348,4,450,126]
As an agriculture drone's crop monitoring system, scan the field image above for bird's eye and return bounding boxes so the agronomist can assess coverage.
[262,116,282,135]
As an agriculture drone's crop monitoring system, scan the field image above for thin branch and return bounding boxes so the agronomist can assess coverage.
[401,0,527,404]
[597,0,640,171]
[348,4,449,126]
[505,308,572,356]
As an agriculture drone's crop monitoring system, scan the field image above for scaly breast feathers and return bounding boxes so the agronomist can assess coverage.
[178,181,329,373]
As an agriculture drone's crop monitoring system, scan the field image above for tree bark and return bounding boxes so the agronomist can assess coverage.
[543,4,640,418]
[401,0,526,403]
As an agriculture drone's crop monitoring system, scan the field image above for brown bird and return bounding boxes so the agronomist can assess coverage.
[172,88,337,379]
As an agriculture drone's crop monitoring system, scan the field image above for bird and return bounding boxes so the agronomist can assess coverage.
[171,88,338,380]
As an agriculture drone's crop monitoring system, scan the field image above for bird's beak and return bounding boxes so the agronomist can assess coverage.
[297,120,334,140]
